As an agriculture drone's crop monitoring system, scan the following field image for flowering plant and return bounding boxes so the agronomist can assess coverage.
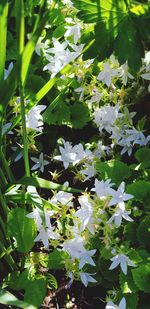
[0,0,150,308]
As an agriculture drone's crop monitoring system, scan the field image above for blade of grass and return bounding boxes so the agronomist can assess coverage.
[6,176,82,193]
[0,0,49,112]
[0,0,8,85]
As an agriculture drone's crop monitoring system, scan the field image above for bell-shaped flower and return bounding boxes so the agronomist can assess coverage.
[109,253,135,275]
[108,182,133,207]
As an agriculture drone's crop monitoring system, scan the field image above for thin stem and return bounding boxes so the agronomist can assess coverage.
[20,84,30,177]
[0,167,8,185]
[0,150,14,182]
[0,188,8,220]
[0,242,17,271]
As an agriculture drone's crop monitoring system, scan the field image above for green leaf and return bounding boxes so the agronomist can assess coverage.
[70,103,90,128]
[124,222,137,243]
[135,147,150,168]
[47,274,58,290]
[0,289,36,309]
[132,263,150,293]
[136,216,150,247]
[73,0,148,71]
[120,271,138,293]
[125,293,139,309]
[0,0,8,85]
[24,278,46,307]
[114,17,143,71]
[98,258,119,282]
[44,101,71,125]
[7,207,36,253]
[127,181,150,209]
[0,0,49,112]
[95,159,131,185]
[4,270,29,291]
[48,249,69,270]
[9,176,81,193]
[73,0,127,24]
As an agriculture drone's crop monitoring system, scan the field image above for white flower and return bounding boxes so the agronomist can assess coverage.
[108,182,133,207]
[107,202,133,226]
[118,62,134,85]
[4,62,13,80]
[26,105,46,132]
[80,163,96,180]
[74,87,84,101]
[94,105,122,133]
[54,140,77,169]
[106,297,126,309]
[109,253,135,275]
[31,152,49,173]
[87,89,103,105]
[74,195,94,233]
[62,0,73,6]
[80,272,96,287]
[50,191,73,207]
[43,38,83,78]
[62,236,85,259]
[92,179,113,200]
[65,24,81,44]
[26,206,55,230]
[54,139,92,169]
[35,37,49,56]
[26,208,42,229]
[34,226,59,248]
[97,63,118,87]
[2,123,13,135]
[141,64,150,81]
[79,249,96,269]
[93,141,110,158]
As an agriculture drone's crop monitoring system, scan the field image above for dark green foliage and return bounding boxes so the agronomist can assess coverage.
[132,264,150,293]
[95,159,131,185]
[72,0,150,71]
[136,216,150,247]
[7,207,36,253]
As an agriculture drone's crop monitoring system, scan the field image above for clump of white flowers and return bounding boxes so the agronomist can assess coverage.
[26,105,46,133]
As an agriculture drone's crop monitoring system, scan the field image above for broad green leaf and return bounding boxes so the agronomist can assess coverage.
[43,101,71,125]
[73,0,150,71]
[4,270,29,291]
[48,249,69,270]
[11,176,81,193]
[96,159,131,185]
[73,0,127,24]
[120,272,138,293]
[114,17,144,71]
[136,216,150,247]
[127,180,150,208]
[125,293,139,309]
[98,258,119,282]
[0,0,8,85]
[135,147,150,168]
[0,289,36,309]
[125,222,137,243]
[132,263,150,293]
[7,207,36,253]
[24,278,46,307]
[70,103,90,128]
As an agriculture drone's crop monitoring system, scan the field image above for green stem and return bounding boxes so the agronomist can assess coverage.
[0,150,14,182]
[0,242,17,271]
[0,188,8,220]
[20,84,30,177]
[0,167,8,185]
